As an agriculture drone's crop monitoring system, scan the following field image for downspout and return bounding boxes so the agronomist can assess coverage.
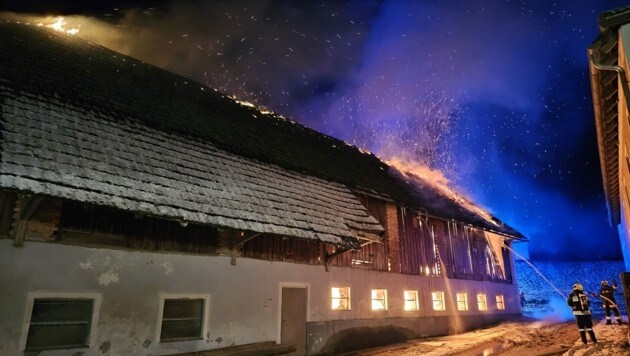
[589,49,630,107]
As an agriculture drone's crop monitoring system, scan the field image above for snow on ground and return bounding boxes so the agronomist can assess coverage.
[351,261,630,355]
[352,317,630,355]
[516,260,627,320]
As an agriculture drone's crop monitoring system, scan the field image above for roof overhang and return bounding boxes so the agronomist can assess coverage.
[586,9,630,227]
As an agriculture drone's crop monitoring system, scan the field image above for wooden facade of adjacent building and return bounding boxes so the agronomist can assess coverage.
[589,6,630,272]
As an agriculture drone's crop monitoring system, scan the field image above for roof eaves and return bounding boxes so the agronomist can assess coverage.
[588,22,625,226]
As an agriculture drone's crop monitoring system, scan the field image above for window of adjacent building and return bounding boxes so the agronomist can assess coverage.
[371,289,388,311]
[496,294,505,310]
[331,287,351,310]
[404,290,419,311]
[477,293,488,311]
[159,297,207,342]
[456,293,468,311]
[432,291,445,311]
[24,298,95,351]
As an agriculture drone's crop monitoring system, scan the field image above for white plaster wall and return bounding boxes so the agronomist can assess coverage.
[0,240,520,355]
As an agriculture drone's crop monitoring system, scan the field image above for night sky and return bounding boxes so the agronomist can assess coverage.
[2,0,628,261]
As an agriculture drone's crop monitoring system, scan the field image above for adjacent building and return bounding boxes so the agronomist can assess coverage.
[589,6,630,272]
[0,22,525,355]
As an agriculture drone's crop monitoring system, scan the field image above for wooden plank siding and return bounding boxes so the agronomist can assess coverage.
[58,200,219,254]
[0,191,17,237]
[2,190,513,283]
[398,207,441,276]
[241,234,321,264]
[327,195,390,271]
[397,206,512,283]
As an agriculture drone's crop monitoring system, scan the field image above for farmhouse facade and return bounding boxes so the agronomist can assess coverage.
[0,23,524,355]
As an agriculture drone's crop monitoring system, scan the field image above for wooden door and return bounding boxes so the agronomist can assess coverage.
[281,287,307,355]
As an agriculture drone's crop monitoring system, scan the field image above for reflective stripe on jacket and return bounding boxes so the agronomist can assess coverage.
[567,291,591,316]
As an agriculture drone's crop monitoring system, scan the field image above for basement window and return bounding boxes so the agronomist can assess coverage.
[331,287,351,310]
[403,290,419,311]
[159,295,208,342]
[23,295,99,352]
[477,293,488,311]
[371,289,388,311]
[456,293,468,311]
[432,291,445,311]
[496,294,505,310]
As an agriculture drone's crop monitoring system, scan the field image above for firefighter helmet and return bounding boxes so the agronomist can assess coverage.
[573,283,584,291]
[601,280,609,286]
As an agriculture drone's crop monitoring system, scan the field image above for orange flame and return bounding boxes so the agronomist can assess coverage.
[43,17,79,35]
[387,157,499,226]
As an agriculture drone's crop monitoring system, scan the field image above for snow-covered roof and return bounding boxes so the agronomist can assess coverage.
[1,91,385,248]
[0,22,524,241]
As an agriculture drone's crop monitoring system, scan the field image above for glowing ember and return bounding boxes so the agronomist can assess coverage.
[44,17,79,35]
[235,100,255,108]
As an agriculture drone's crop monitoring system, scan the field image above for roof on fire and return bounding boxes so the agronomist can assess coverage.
[0,22,525,242]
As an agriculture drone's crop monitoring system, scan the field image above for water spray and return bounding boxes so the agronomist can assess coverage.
[503,243,567,299]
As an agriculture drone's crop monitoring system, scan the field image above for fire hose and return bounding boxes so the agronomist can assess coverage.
[590,292,619,309]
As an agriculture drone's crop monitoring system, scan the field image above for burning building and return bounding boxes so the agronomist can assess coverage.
[0,22,525,355]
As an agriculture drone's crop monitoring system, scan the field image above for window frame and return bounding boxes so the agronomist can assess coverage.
[403,290,419,311]
[477,293,488,311]
[370,289,388,311]
[432,291,446,311]
[331,286,351,311]
[157,293,210,343]
[456,292,468,311]
[496,294,505,310]
[20,292,101,352]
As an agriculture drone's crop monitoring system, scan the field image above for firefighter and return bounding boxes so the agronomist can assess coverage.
[567,283,597,345]
[599,280,623,325]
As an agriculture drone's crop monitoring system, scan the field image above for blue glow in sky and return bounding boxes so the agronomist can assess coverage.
[4,0,627,260]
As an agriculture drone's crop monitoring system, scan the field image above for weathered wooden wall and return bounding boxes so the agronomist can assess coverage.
[2,189,514,283]
[327,195,390,271]
[242,234,321,264]
[0,191,17,237]
[398,207,440,276]
[59,201,219,254]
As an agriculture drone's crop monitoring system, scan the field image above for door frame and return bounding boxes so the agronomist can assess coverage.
[277,282,310,345]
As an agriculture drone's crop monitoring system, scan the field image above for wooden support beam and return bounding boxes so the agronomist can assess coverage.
[231,249,238,266]
[229,232,261,265]
[324,246,352,271]
[13,195,44,247]
[325,247,351,260]
[231,233,261,248]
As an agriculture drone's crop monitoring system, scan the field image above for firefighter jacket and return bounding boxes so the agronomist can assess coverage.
[567,291,591,316]
[600,284,617,303]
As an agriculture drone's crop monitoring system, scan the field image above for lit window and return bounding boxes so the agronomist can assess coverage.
[496,295,505,310]
[477,293,488,311]
[404,290,419,311]
[371,289,388,311]
[159,297,207,342]
[332,287,351,310]
[456,293,468,311]
[25,298,95,351]
[432,291,445,311]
